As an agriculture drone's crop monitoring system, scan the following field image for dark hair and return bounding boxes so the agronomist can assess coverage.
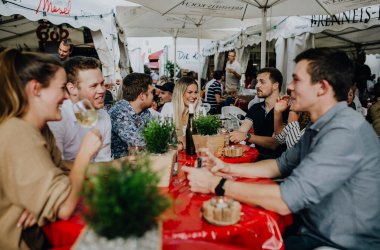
[63,56,101,86]
[0,48,62,123]
[61,38,74,52]
[294,48,354,101]
[122,73,152,101]
[257,67,283,91]
[213,70,224,81]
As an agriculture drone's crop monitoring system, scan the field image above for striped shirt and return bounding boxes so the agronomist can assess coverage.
[273,121,305,148]
[206,80,222,109]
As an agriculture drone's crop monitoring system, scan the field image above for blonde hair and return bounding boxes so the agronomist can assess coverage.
[172,77,197,137]
[0,49,62,124]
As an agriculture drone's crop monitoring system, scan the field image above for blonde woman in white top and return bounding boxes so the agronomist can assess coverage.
[161,77,205,147]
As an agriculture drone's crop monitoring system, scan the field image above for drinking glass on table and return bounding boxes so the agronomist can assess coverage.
[73,99,98,128]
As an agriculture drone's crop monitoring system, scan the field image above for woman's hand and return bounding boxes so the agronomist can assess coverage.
[17,210,37,229]
[78,129,102,159]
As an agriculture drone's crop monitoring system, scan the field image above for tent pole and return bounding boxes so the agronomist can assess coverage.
[197,26,201,93]
[260,8,267,69]
[173,36,177,78]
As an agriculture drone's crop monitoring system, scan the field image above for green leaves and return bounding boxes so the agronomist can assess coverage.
[193,115,221,136]
[82,157,170,240]
[143,119,174,154]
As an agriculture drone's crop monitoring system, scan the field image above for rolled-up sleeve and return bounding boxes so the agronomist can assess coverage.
[280,127,362,213]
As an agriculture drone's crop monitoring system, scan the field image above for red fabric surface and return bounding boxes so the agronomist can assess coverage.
[43,150,292,250]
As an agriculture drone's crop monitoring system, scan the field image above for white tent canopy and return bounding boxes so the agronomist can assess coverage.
[202,3,380,90]
[127,0,380,67]
[0,0,138,82]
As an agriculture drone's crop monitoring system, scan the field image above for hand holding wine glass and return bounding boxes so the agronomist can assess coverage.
[73,99,98,128]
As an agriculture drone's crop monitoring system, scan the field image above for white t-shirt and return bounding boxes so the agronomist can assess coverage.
[225,60,242,91]
[48,99,112,162]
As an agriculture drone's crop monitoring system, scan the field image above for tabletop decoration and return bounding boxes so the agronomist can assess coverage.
[143,119,177,187]
[75,156,171,250]
[192,114,224,155]
[224,145,243,158]
[202,197,241,226]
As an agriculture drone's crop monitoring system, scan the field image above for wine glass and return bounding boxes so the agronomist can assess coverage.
[72,99,98,128]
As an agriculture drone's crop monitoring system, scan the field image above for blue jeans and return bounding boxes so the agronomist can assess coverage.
[284,234,341,250]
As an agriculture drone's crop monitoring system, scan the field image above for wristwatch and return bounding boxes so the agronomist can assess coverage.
[245,133,252,143]
[214,178,227,196]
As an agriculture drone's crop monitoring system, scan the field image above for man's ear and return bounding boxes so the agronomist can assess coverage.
[66,82,78,96]
[317,80,331,97]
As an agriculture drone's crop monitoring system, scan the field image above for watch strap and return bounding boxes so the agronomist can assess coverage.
[214,178,227,196]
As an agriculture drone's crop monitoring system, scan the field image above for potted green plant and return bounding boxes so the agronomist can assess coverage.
[75,156,170,250]
[143,119,177,187]
[143,119,174,154]
[192,115,225,154]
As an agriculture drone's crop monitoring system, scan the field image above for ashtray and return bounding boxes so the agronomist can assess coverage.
[202,197,241,226]
[224,145,243,158]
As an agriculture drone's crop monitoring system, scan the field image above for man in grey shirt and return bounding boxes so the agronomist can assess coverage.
[183,48,380,249]
[225,50,241,92]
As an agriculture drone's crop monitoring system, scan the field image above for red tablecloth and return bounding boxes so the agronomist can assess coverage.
[43,149,292,250]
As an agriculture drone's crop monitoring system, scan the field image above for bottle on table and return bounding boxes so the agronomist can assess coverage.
[185,102,196,156]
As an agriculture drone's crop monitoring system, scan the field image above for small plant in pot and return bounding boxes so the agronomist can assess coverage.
[143,119,175,154]
[142,119,177,187]
[192,115,224,154]
[76,156,171,249]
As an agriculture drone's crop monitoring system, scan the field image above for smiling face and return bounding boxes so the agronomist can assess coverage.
[159,90,172,104]
[288,60,321,113]
[76,68,105,109]
[183,83,198,107]
[39,67,68,121]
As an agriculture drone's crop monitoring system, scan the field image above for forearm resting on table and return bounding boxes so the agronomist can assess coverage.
[228,159,281,179]
[249,134,279,150]
[224,181,291,215]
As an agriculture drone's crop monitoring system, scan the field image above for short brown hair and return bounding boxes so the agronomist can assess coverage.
[122,73,152,101]
[61,38,74,52]
[63,56,101,86]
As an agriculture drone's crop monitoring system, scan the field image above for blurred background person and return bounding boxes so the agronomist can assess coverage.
[156,82,175,112]
[56,38,73,62]
[225,50,241,92]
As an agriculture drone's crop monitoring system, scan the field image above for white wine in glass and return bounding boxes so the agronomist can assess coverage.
[73,99,98,128]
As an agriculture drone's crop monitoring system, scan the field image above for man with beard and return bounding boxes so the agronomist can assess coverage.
[49,56,112,164]
[230,67,287,160]
[108,73,154,159]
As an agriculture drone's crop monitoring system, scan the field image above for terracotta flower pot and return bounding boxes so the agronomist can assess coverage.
[192,134,225,156]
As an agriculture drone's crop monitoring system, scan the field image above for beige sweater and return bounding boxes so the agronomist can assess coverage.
[0,118,71,249]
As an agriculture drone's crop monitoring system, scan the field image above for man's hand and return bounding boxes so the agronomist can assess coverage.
[203,151,232,177]
[17,210,37,229]
[182,166,220,194]
[274,96,290,113]
[229,131,246,143]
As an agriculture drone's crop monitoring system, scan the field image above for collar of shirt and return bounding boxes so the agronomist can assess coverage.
[259,101,272,117]
[62,99,77,124]
[309,101,346,133]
